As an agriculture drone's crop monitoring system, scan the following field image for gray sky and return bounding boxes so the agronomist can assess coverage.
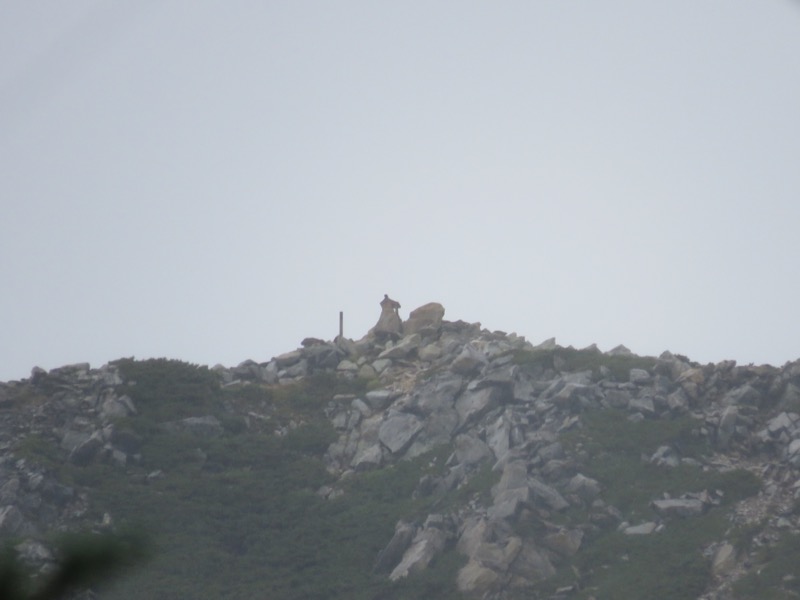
[2,1,800,381]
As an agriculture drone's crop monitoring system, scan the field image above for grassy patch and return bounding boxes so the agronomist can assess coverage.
[521,408,764,600]
[733,533,800,599]
[69,361,466,600]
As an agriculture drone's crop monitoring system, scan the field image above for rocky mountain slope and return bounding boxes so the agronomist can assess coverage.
[2,301,800,599]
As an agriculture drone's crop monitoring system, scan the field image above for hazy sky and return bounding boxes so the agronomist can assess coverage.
[2,2,800,381]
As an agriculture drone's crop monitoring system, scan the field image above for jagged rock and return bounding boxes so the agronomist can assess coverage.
[305,344,343,370]
[486,415,511,460]
[378,334,421,359]
[69,431,104,465]
[528,477,569,511]
[455,386,504,428]
[389,527,449,580]
[364,389,398,411]
[667,388,690,412]
[405,407,459,458]
[718,406,739,449]
[418,343,442,362]
[100,395,134,421]
[378,411,423,455]
[412,373,463,414]
[723,384,762,407]
[489,486,532,521]
[533,337,557,351]
[403,302,445,336]
[629,368,651,384]
[336,359,359,373]
[274,350,303,368]
[608,344,632,356]
[454,434,493,467]
[767,412,799,436]
[374,521,417,574]
[371,358,392,374]
[452,344,488,375]
[282,358,309,378]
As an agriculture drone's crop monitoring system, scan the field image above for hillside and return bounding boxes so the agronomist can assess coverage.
[1,301,800,599]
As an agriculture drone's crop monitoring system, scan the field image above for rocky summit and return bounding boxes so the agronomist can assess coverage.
[2,301,800,599]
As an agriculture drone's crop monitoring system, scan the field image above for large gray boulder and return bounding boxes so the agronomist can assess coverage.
[403,302,445,336]
[374,521,417,574]
[455,386,504,428]
[452,344,488,376]
[378,411,423,455]
[389,527,450,580]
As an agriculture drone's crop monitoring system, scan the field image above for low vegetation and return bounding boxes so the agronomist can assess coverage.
[18,359,463,600]
[538,409,762,599]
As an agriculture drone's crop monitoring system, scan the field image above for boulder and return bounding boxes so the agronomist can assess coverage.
[374,521,417,574]
[100,395,133,421]
[457,559,500,593]
[454,434,493,467]
[452,344,488,376]
[629,368,651,384]
[722,384,762,407]
[489,486,532,521]
[403,302,445,336]
[69,432,104,465]
[624,522,658,535]
[418,343,443,362]
[378,334,421,359]
[528,477,569,511]
[712,543,737,578]
[378,411,423,455]
[364,389,398,411]
[389,527,449,580]
[717,406,739,449]
[455,386,504,428]
[651,498,705,518]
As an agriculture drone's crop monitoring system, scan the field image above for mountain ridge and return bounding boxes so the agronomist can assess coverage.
[2,301,800,599]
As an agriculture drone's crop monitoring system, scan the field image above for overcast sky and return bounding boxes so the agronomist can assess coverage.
[2,2,800,381]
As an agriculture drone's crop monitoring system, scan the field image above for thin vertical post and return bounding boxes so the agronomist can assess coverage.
[339,311,344,340]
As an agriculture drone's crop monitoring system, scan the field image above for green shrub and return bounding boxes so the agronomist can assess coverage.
[733,533,800,599]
